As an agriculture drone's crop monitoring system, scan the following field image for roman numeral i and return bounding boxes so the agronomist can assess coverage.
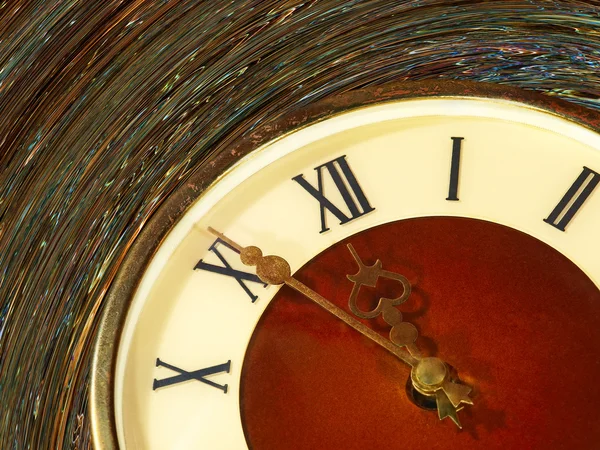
[446,137,464,201]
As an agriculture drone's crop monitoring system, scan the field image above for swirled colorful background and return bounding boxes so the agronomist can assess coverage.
[1,1,600,448]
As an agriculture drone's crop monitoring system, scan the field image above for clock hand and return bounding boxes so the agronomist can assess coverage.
[207,227,418,367]
[207,227,473,427]
[346,243,422,358]
[346,242,474,427]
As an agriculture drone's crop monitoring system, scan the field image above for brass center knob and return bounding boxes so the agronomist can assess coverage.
[411,357,447,393]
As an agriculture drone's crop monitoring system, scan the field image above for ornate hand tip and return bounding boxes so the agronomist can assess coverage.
[346,243,384,287]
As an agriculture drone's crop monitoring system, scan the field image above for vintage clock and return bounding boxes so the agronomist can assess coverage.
[90,82,600,449]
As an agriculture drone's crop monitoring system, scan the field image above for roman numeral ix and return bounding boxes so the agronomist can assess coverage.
[194,237,267,302]
[292,155,374,233]
[544,166,600,231]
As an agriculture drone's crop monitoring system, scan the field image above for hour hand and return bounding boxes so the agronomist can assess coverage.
[346,243,474,427]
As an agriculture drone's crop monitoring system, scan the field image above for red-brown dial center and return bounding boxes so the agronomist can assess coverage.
[240,217,600,449]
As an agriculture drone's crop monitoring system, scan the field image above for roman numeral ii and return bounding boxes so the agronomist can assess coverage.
[544,166,600,231]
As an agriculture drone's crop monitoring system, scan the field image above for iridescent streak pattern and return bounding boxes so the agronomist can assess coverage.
[0,0,599,448]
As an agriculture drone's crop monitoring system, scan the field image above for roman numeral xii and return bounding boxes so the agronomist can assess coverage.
[292,155,374,233]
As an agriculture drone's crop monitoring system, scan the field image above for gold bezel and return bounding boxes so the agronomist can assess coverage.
[90,80,600,449]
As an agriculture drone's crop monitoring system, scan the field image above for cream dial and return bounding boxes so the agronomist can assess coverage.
[110,98,600,449]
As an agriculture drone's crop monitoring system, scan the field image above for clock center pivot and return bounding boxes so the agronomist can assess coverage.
[411,357,448,394]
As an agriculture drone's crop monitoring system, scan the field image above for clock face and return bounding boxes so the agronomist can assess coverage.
[93,91,600,449]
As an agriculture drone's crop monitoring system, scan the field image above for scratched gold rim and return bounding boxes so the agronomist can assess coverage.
[90,80,600,449]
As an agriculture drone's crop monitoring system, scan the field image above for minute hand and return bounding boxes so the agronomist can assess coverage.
[208,227,419,368]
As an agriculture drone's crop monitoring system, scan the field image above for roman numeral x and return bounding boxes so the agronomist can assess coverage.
[152,358,231,393]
